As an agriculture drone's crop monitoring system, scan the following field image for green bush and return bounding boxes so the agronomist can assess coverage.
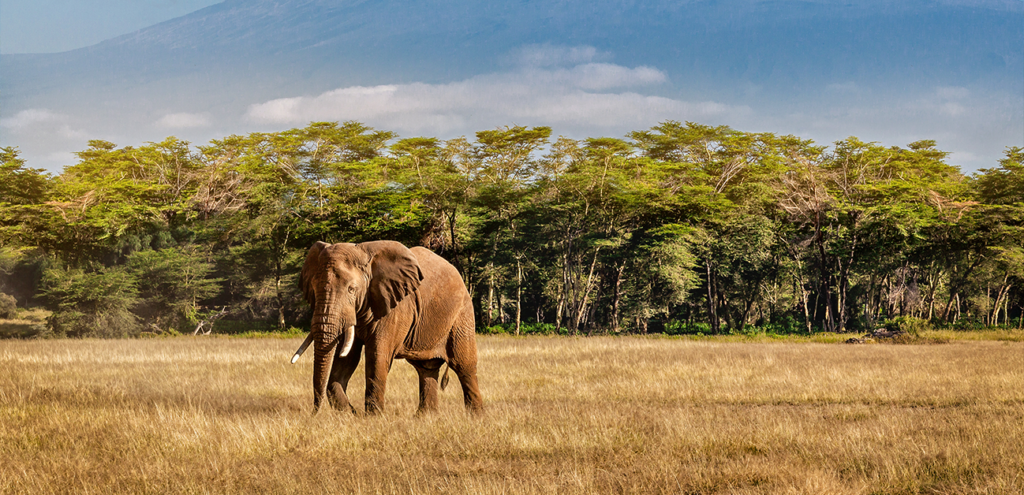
[882,316,931,336]
[945,318,989,331]
[127,247,220,328]
[748,316,808,335]
[41,264,140,338]
[0,292,16,319]
[664,321,711,335]
[479,322,563,335]
[521,322,559,335]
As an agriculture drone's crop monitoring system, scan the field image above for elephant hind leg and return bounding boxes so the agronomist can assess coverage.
[446,304,484,414]
[452,366,483,414]
[410,358,445,414]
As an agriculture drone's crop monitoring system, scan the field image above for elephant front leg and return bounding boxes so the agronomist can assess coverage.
[327,340,363,414]
[363,346,393,415]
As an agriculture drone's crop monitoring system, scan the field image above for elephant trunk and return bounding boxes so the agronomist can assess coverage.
[310,303,355,413]
[312,333,338,413]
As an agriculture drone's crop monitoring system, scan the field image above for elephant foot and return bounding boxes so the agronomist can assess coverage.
[327,383,357,414]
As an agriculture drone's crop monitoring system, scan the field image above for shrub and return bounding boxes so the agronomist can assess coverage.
[882,316,931,336]
[479,322,563,335]
[946,318,988,331]
[127,247,220,328]
[664,321,711,335]
[0,292,16,319]
[41,264,141,338]
[521,322,559,335]
[760,316,805,335]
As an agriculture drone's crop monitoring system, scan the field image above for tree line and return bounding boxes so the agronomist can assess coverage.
[1,121,1022,337]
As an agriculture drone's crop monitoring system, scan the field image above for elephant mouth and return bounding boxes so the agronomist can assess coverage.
[290,325,355,363]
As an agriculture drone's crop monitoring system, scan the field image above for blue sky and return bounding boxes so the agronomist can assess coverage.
[1,0,1020,172]
[0,0,220,54]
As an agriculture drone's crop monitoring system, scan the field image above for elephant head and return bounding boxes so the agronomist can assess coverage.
[293,240,423,410]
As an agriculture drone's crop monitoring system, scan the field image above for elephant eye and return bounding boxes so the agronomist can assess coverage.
[348,286,356,294]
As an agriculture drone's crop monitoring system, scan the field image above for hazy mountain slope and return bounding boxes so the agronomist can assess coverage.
[4,0,1021,103]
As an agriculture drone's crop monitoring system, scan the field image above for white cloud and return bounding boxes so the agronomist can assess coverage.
[56,125,89,140]
[246,62,744,134]
[767,84,1022,170]
[508,44,609,67]
[155,112,211,129]
[1,108,63,129]
[0,108,89,139]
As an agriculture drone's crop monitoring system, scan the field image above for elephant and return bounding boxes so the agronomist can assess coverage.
[290,240,483,415]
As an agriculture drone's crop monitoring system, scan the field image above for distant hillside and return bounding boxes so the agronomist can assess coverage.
[4,0,1021,102]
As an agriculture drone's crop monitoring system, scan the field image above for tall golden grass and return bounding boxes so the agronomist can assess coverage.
[1,335,1022,494]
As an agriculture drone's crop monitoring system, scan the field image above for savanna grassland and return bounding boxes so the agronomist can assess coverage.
[1,335,1023,494]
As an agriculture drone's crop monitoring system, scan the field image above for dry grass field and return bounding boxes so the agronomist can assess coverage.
[1,335,1022,494]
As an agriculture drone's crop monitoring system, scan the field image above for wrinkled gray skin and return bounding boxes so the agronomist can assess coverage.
[297,240,483,415]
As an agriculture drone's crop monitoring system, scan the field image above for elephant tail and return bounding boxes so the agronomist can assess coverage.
[440,363,451,391]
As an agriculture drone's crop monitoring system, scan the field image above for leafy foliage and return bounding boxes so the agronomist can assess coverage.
[2,122,1022,337]
[41,264,140,337]
[0,292,16,319]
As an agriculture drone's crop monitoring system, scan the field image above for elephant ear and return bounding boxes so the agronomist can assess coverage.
[359,241,424,320]
[300,241,330,307]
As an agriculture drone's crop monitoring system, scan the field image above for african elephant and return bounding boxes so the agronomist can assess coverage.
[290,240,483,415]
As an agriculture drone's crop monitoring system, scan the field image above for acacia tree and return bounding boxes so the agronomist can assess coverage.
[4,120,1022,337]
[468,126,551,331]
[388,137,471,264]
[971,148,1024,326]
[128,245,221,329]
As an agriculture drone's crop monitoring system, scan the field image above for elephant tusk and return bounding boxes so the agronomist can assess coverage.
[291,332,315,364]
[339,326,356,357]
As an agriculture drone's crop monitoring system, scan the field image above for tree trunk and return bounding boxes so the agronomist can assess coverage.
[498,290,506,325]
[814,211,835,332]
[943,289,959,322]
[486,230,499,327]
[925,264,940,321]
[485,277,494,327]
[611,263,624,333]
[446,208,460,273]
[570,246,601,334]
[705,259,720,334]
[275,256,286,329]
[836,231,858,332]
[718,289,734,332]
[990,276,1009,326]
[791,252,812,333]
[555,296,564,333]
[515,256,522,336]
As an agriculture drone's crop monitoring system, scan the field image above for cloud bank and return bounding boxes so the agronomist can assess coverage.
[4,45,1019,173]
[246,58,749,135]
[1,108,88,140]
